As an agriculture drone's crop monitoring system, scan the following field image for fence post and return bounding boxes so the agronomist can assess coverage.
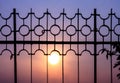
[110,9,113,83]
[13,8,17,83]
[94,9,97,83]
[62,9,64,83]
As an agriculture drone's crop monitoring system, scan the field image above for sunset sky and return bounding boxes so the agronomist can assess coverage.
[0,0,120,83]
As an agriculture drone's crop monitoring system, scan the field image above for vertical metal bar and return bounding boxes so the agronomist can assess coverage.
[77,53,80,83]
[13,8,17,83]
[46,9,49,83]
[62,9,65,83]
[110,9,113,83]
[30,45,33,83]
[77,9,80,83]
[62,44,64,83]
[30,9,33,83]
[94,9,97,83]
[110,54,113,83]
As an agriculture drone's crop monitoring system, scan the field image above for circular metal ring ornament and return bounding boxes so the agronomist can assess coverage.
[50,25,61,36]
[66,25,77,36]
[34,25,45,36]
[81,25,91,36]
[99,25,109,37]
[1,25,12,36]
[114,24,120,36]
[19,25,30,36]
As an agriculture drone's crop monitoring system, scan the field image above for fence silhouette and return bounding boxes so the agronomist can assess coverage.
[0,8,120,83]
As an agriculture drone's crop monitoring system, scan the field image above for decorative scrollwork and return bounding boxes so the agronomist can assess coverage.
[0,9,119,57]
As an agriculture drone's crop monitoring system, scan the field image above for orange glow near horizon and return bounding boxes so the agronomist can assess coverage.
[48,51,60,65]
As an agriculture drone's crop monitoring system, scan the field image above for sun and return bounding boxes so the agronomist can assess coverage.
[48,51,60,65]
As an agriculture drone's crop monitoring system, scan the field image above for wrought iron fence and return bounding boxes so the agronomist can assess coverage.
[0,8,120,83]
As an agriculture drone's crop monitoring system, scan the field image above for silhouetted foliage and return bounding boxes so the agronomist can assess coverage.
[101,43,120,80]
[101,48,115,60]
[112,43,120,80]
[10,54,14,60]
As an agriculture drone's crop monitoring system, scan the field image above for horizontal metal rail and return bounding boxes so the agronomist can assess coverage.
[0,41,119,44]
